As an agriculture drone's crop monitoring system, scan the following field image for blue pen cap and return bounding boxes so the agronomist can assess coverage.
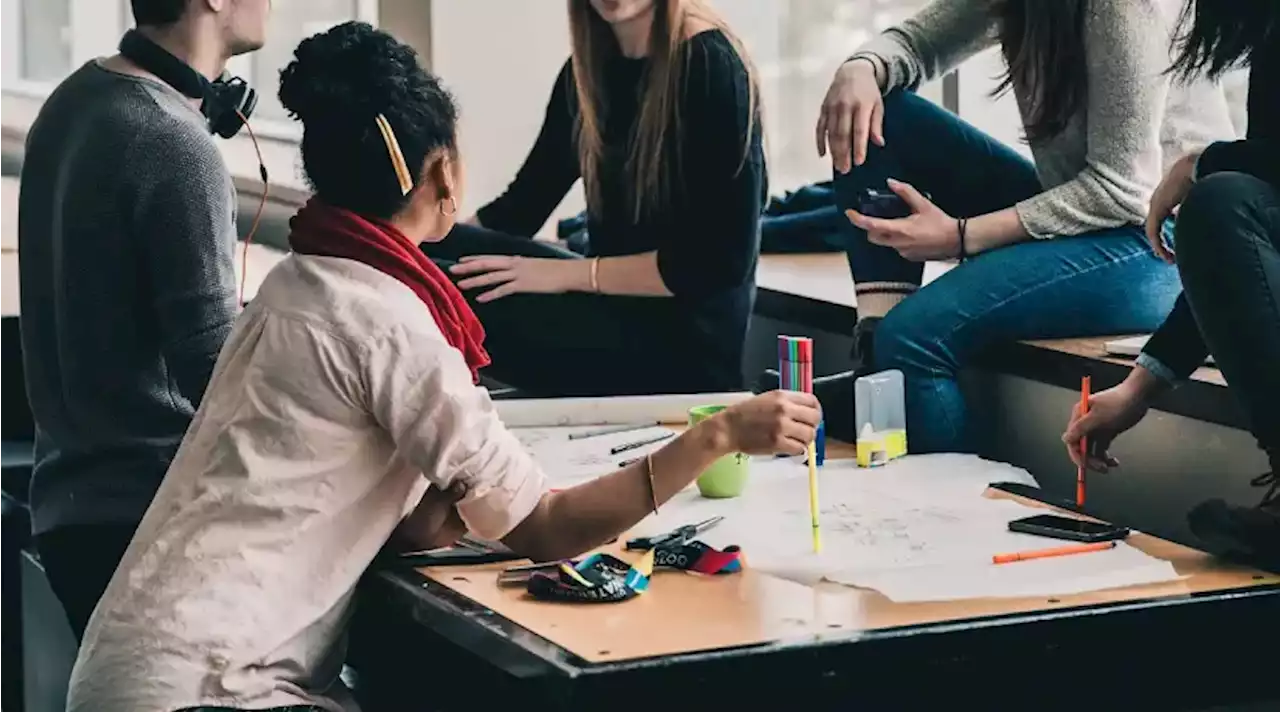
[816,420,826,466]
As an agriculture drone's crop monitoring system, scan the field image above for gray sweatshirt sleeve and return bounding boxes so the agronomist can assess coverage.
[851,0,999,93]
[1013,0,1173,238]
[132,135,239,405]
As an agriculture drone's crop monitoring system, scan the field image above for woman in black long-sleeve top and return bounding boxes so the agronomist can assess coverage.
[1063,0,1279,571]
[422,0,765,397]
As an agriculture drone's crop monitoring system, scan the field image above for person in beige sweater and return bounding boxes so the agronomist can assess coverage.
[813,0,1235,453]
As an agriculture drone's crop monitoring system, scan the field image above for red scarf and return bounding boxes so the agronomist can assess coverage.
[288,199,491,383]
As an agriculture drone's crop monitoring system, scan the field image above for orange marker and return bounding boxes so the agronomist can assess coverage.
[993,540,1115,565]
[1076,376,1091,508]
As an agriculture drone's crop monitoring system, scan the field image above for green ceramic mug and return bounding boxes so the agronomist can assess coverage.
[689,405,750,498]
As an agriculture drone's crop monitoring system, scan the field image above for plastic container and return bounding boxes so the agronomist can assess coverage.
[854,370,907,468]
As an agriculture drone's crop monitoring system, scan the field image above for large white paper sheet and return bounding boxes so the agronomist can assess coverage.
[620,454,1183,602]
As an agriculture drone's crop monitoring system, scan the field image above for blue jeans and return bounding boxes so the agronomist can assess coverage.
[836,91,1182,453]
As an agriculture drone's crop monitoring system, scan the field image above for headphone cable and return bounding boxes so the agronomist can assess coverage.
[236,108,269,307]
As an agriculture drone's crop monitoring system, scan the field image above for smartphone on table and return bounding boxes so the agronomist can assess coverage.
[1008,514,1129,543]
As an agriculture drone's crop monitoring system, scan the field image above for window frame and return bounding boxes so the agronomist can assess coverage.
[3,0,106,98]
[1,0,379,143]
[2,0,385,192]
[237,0,380,141]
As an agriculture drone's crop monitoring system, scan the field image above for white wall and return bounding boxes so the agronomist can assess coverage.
[429,1,579,227]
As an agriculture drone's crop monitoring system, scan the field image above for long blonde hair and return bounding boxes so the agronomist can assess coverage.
[568,0,760,223]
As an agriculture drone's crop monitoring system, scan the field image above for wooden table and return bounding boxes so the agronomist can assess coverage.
[349,438,1280,711]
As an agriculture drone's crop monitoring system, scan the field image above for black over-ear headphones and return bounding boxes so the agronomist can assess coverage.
[119,28,258,139]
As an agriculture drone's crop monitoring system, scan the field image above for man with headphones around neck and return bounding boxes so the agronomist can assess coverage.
[18,0,271,642]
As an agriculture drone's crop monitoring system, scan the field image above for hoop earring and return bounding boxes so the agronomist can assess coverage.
[440,196,458,216]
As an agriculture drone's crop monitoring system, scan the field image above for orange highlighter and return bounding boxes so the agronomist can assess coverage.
[993,540,1115,565]
[1076,376,1091,508]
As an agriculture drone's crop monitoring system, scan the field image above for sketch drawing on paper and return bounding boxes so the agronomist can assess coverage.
[512,428,556,449]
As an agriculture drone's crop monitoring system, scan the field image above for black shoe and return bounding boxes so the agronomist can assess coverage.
[1187,472,1280,573]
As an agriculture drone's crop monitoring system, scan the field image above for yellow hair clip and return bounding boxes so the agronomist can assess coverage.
[374,113,414,196]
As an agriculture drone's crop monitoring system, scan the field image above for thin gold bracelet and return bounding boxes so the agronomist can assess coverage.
[589,257,601,293]
[644,453,659,514]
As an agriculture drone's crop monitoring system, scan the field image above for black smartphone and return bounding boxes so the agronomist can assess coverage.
[832,176,931,218]
[857,188,914,218]
[1008,514,1129,543]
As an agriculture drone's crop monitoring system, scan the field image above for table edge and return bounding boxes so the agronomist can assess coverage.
[366,483,1280,678]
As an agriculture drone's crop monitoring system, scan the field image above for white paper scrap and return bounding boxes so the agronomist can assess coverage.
[840,541,1182,602]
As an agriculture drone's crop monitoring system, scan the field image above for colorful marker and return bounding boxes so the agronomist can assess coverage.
[1077,375,1091,508]
[992,540,1115,565]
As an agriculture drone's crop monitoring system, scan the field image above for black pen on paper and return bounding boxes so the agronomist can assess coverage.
[568,422,661,441]
[610,431,675,455]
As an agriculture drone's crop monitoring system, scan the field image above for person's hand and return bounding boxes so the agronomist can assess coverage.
[718,390,823,456]
[1146,151,1200,264]
[394,482,468,551]
[845,179,959,262]
[450,256,585,303]
[816,58,885,173]
[1061,384,1151,473]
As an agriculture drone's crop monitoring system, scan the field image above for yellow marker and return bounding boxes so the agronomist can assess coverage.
[560,562,593,587]
[807,441,822,553]
[634,548,655,577]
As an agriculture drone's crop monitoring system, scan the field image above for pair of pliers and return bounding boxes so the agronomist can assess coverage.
[624,516,724,550]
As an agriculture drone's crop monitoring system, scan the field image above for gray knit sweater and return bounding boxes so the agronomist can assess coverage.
[19,61,238,535]
[853,0,1237,238]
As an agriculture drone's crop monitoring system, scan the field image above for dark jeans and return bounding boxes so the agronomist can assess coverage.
[423,224,721,397]
[1175,172,1280,459]
[34,521,139,641]
[834,91,1181,453]
[558,184,848,255]
[759,182,849,253]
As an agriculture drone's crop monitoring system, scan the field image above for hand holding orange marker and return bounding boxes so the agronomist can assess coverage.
[993,540,1115,565]
[1076,376,1091,508]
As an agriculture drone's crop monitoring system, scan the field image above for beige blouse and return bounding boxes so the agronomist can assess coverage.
[68,254,548,712]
